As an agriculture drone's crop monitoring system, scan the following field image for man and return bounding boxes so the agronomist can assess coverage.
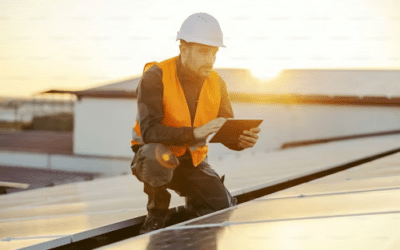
[131,13,260,234]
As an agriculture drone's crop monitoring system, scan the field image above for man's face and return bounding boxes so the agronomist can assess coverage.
[181,43,219,77]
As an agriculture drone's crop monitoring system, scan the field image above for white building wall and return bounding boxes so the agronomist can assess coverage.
[217,103,400,153]
[74,97,400,160]
[208,103,400,160]
[74,98,137,157]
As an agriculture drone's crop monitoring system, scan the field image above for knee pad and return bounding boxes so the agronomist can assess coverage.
[131,143,179,187]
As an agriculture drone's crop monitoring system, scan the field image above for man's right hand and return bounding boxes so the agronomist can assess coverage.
[193,117,226,140]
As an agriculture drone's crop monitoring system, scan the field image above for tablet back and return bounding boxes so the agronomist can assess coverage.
[209,119,263,144]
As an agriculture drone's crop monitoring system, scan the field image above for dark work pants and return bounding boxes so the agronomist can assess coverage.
[143,156,235,218]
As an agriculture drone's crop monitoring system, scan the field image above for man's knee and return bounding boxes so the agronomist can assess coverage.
[131,143,179,187]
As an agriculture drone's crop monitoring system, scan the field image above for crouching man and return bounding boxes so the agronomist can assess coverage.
[131,13,260,234]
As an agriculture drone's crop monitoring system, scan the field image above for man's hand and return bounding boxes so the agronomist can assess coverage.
[193,117,226,140]
[238,127,260,149]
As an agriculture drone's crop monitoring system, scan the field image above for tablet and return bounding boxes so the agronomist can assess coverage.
[209,119,263,144]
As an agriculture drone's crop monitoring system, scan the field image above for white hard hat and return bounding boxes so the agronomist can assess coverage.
[177,13,225,48]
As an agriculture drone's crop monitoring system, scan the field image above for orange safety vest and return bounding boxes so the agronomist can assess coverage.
[131,56,221,166]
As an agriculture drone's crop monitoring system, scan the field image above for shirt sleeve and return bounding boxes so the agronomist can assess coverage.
[137,65,196,146]
[217,77,245,151]
[217,77,234,119]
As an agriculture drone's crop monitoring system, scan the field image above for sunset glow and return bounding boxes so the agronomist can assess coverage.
[1,0,399,97]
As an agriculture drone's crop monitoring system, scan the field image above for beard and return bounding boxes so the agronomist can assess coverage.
[197,65,213,77]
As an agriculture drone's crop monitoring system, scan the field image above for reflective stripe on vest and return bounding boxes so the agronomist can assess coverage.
[132,56,221,166]
[131,122,142,146]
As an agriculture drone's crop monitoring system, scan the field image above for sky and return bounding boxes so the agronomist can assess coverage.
[1,0,399,98]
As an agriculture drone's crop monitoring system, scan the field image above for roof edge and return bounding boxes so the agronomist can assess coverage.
[42,90,400,106]
[41,90,137,99]
[229,93,400,107]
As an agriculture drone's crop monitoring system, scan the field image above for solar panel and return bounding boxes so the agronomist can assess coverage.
[223,135,400,197]
[267,151,400,198]
[98,147,400,250]
[2,135,400,249]
[98,213,400,250]
[0,176,185,250]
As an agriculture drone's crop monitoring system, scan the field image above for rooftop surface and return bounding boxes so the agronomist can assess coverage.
[0,165,99,194]
[0,131,99,195]
[0,131,73,155]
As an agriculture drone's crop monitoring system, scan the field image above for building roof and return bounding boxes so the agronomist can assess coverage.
[83,69,259,93]
[84,76,141,92]
[228,69,400,107]
[214,68,259,93]
[43,69,400,106]
[261,69,400,98]
[43,69,259,99]
[75,76,141,99]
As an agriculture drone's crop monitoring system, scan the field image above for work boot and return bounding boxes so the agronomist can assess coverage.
[139,215,167,235]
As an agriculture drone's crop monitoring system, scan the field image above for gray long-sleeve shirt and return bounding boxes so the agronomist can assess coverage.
[137,56,242,152]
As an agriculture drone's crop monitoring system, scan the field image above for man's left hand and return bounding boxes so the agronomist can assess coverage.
[238,127,260,149]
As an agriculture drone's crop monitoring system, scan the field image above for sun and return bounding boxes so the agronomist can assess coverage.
[250,65,283,80]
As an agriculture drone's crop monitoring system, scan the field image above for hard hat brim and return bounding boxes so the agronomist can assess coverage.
[177,36,226,48]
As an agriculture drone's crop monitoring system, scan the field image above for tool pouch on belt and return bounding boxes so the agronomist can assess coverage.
[131,144,142,154]
[131,143,179,187]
